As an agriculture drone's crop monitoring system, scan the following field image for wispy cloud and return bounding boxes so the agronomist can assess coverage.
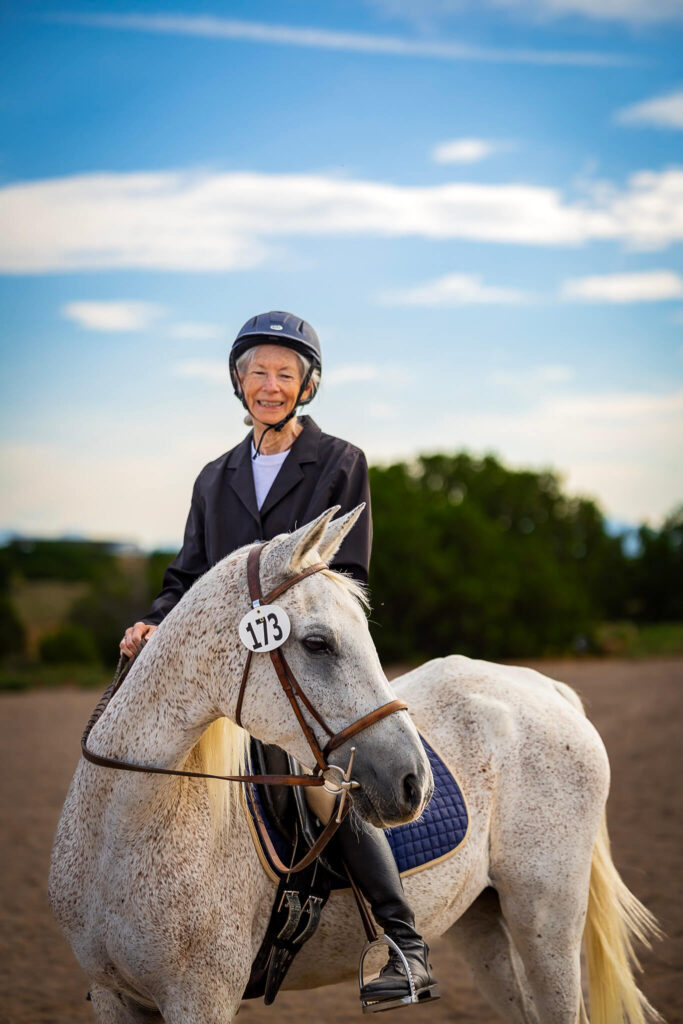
[616,88,683,129]
[561,270,683,302]
[325,364,412,387]
[369,0,683,25]
[62,300,166,331]
[376,272,532,303]
[51,12,633,67]
[492,364,575,389]
[431,138,511,164]
[325,365,381,386]
[3,166,682,275]
[439,386,683,523]
[172,360,227,383]
[378,272,533,306]
[167,322,225,340]
[493,0,683,24]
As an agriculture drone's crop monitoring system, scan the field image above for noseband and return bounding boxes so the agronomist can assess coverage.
[81,541,407,871]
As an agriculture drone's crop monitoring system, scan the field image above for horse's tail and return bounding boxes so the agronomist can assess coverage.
[584,813,663,1023]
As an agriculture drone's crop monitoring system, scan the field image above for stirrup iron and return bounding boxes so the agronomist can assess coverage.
[358,934,440,1014]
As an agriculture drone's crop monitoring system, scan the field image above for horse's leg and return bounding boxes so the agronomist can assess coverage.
[89,985,162,1023]
[496,861,588,1024]
[446,887,540,1024]
[161,974,246,1024]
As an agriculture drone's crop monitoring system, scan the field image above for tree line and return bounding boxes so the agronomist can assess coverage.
[367,454,681,661]
[0,452,680,668]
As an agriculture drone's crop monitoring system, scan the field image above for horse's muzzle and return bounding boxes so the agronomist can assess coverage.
[348,745,434,828]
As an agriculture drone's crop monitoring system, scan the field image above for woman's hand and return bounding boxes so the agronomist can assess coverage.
[120,622,157,659]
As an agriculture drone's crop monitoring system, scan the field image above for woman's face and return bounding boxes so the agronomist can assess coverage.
[241,344,310,427]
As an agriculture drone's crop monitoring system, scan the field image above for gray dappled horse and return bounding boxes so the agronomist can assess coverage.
[49,508,660,1023]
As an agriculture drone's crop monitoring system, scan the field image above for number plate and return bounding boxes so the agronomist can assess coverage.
[238,604,291,652]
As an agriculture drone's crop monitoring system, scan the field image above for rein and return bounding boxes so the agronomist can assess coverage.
[80,542,407,872]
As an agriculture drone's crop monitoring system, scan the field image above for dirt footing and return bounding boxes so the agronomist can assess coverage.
[1,657,680,1023]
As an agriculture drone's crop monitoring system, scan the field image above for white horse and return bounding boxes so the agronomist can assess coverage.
[49,507,432,1023]
[49,508,660,1024]
[285,656,661,1024]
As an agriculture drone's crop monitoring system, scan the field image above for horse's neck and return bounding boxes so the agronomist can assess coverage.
[90,627,219,772]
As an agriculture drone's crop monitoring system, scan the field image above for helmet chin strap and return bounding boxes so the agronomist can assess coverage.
[244,366,314,460]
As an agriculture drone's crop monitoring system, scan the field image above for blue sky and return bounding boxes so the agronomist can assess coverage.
[1,0,682,547]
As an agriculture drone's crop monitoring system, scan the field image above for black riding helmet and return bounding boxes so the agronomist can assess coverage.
[229,311,322,456]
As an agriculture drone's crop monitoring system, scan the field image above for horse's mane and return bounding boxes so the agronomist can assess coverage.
[191,546,369,834]
[297,548,370,611]
[193,718,251,834]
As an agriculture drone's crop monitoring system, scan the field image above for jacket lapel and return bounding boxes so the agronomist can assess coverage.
[258,417,321,519]
[226,433,261,528]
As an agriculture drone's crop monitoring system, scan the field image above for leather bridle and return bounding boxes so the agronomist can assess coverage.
[81,542,407,872]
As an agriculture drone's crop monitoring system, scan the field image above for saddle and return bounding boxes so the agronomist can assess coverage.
[241,735,469,1005]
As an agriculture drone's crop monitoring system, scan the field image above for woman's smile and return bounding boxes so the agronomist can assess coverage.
[242,344,311,432]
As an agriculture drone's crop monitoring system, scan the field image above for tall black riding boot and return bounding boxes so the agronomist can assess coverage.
[334,813,439,1007]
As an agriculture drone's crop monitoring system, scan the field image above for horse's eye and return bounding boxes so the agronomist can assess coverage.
[302,635,333,655]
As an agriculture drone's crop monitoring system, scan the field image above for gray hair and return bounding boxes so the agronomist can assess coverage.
[235,344,321,425]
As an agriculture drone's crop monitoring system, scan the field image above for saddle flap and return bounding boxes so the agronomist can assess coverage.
[249,739,296,845]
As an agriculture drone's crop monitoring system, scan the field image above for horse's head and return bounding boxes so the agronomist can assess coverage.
[217,507,433,827]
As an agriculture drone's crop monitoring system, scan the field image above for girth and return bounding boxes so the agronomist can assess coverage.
[80,540,407,872]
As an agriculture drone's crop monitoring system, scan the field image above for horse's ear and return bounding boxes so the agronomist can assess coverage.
[317,504,365,565]
[265,506,341,579]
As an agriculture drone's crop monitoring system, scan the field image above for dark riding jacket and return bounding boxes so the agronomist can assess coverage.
[143,416,372,625]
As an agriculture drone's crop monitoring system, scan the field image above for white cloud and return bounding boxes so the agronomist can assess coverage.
[616,89,683,130]
[367,402,397,420]
[492,364,575,388]
[172,360,228,383]
[325,365,381,386]
[370,0,683,25]
[431,138,508,164]
[167,321,225,340]
[492,0,683,23]
[2,166,682,274]
[378,272,532,305]
[561,270,683,303]
[53,12,631,67]
[325,364,412,387]
[437,387,683,523]
[62,300,166,332]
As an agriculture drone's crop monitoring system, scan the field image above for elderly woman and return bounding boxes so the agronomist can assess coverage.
[121,311,437,1008]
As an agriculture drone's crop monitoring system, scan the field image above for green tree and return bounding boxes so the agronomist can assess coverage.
[147,550,176,604]
[39,624,100,665]
[2,538,116,581]
[367,454,613,662]
[0,596,25,658]
[631,505,683,621]
[69,576,147,665]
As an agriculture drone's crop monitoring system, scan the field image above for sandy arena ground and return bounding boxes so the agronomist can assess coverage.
[1,657,681,1024]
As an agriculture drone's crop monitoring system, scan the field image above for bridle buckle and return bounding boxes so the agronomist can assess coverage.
[322,746,360,823]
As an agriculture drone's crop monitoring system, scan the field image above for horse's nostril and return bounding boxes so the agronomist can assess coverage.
[402,772,421,813]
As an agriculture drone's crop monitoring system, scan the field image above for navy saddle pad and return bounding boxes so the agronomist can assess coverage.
[246,736,468,881]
